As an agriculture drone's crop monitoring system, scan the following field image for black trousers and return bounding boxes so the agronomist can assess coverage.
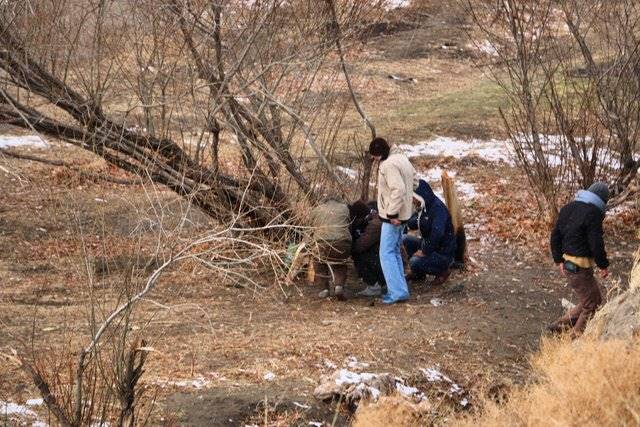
[353,246,387,288]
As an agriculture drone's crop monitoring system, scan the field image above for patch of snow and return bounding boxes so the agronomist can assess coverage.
[430,298,445,307]
[417,166,452,183]
[263,371,276,381]
[420,367,465,397]
[384,0,410,10]
[457,182,478,200]
[26,398,44,406]
[449,383,463,394]
[293,401,311,409]
[395,382,421,397]
[421,367,453,383]
[94,198,107,203]
[337,166,357,180]
[334,369,377,386]
[416,168,477,200]
[476,40,498,56]
[402,134,614,170]
[0,401,38,418]
[0,135,48,149]
[460,398,469,407]
[323,359,337,370]
[354,382,382,401]
[308,422,324,427]
[366,385,381,401]
[346,356,370,371]
[33,422,49,427]
[155,376,211,389]
[401,137,513,164]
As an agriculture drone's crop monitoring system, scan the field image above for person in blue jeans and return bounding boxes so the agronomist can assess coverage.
[369,137,416,304]
[404,179,457,286]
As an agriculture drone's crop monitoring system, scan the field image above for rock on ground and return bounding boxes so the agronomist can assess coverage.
[586,250,640,341]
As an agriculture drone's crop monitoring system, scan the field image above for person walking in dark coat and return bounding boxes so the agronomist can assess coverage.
[548,182,610,337]
[403,179,456,286]
[349,201,387,297]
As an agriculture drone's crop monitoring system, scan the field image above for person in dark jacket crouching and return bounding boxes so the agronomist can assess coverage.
[349,201,387,297]
[548,182,610,337]
[403,179,456,286]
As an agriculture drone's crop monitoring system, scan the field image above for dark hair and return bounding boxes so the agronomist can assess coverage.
[349,200,371,221]
[369,137,390,160]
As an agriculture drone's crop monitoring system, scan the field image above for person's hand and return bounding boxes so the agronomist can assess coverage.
[414,250,425,258]
[558,262,565,276]
[390,219,401,225]
[600,268,609,279]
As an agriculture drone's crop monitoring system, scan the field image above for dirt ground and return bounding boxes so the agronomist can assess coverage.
[1,142,636,427]
[1,4,639,427]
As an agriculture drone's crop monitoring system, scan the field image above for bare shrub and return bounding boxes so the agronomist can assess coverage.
[466,0,640,222]
[1,175,296,426]
[0,0,384,228]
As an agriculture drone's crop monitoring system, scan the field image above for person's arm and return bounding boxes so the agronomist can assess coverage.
[381,163,406,221]
[352,219,381,254]
[549,213,564,265]
[421,206,447,255]
[586,210,609,270]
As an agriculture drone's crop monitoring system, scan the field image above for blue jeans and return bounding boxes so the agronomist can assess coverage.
[403,235,452,277]
[380,222,409,302]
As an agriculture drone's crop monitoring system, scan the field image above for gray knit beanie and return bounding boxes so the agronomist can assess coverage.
[588,181,609,204]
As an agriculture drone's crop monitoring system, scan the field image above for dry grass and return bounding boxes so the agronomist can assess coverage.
[355,337,640,426]
[455,337,640,427]
[352,396,431,427]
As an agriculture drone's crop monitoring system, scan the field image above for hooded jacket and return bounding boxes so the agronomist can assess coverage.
[550,190,609,269]
[377,145,416,222]
[408,180,456,258]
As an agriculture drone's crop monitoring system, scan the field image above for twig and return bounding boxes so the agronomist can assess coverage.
[325,0,376,139]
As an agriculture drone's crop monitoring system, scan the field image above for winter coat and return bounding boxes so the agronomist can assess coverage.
[310,200,352,243]
[377,145,415,222]
[408,179,456,258]
[351,210,382,255]
[550,190,609,269]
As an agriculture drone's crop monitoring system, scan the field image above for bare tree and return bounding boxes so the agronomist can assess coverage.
[0,0,383,229]
[466,0,640,221]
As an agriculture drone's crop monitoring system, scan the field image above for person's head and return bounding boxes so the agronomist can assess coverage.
[587,181,609,204]
[369,137,390,161]
[413,179,436,210]
[349,200,371,223]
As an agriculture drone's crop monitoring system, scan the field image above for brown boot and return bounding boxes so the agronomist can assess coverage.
[429,269,451,286]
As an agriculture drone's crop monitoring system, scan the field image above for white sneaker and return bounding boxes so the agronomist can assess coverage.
[318,289,330,299]
[357,283,382,297]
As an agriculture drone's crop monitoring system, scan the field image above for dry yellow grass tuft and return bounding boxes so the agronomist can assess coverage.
[354,337,640,427]
[352,396,430,427]
[454,337,640,427]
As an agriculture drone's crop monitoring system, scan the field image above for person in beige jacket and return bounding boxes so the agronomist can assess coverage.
[369,137,415,304]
